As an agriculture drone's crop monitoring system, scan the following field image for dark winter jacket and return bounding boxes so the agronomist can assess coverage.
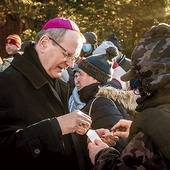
[93,87,170,170]
[0,44,93,170]
[79,81,131,153]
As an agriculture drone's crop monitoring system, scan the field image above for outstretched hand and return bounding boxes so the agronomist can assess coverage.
[57,110,92,135]
[111,119,132,138]
[88,139,109,164]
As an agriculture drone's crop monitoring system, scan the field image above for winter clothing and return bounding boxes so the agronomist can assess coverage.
[60,69,70,83]
[68,87,86,112]
[0,43,93,170]
[116,53,132,72]
[1,34,22,72]
[68,64,86,112]
[0,56,13,71]
[92,23,170,170]
[78,46,119,83]
[93,90,170,170]
[96,86,138,119]
[84,32,97,45]
[81,32,98,58]
[21,40,33,52]
[106,33,132,72]
[112,61,130,90]
[6,34,21,48]
[79,80,131,153]
[121,23,170,95]
[106,33,122,51]
[93,41,130,89]
[93,41,115,55]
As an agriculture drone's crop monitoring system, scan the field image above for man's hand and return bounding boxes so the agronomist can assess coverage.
[57,110,92,135]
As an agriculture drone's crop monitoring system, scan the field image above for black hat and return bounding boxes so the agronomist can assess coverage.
[84,32,97,45]
[78,46,119,83]
[73,64,79,75]
[106,33,122,51]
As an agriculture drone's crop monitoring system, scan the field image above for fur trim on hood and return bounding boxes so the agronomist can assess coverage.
[96,86,138,119]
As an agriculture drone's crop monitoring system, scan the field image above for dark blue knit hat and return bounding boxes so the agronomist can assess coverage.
[78,46,119,83]
[106,33,122,51]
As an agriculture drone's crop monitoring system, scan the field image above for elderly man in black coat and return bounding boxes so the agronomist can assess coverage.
[0,17,92,170]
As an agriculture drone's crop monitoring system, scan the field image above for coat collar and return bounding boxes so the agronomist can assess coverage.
[11,43,54,89]
[11,54,49,89]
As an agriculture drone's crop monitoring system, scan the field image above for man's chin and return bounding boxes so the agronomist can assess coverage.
[51,72,61,79]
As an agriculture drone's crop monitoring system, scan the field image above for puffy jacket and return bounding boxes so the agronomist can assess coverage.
[79,81,131,153]
[93,87,170,169]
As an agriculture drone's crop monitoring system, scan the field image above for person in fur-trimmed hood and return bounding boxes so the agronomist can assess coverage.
[77,46,132,153]
[96,86,138,121]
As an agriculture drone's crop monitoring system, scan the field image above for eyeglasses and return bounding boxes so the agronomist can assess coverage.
[49,37,78,61]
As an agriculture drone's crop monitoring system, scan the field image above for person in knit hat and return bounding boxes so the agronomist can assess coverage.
[106,33,138,90]
[78,46,117,83]
[106,33,132,72]
[6,34,22,49]
[93,40,130,90]
[88,23,170,170]
[77,46,131,153]
[0,34,22,72]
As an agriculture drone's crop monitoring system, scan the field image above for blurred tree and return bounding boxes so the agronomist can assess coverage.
[0,0,170,59]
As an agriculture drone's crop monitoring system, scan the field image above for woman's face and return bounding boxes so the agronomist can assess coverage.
[76,69,98,90]
[74,71,81,90]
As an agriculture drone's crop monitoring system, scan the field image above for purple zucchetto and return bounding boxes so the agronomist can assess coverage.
[42,17,80,32]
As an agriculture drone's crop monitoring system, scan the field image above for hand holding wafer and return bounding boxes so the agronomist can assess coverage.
[57,110,92,135]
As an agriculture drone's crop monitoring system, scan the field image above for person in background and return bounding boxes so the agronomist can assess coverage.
[0,34,21,71]
[77,46,131,153]
[67,31,98,90]
[20,40,34,52]
[111,119,132,138]
[106,33,137,90]
[88,23,170,169]
[106,33,132,72]
[81,31,98,58]
[96,86,138,121]
[0,17,92,170]
[93,40,130,90]
[68,64,86,112]
[0,57,3,64]
[59,69,70,83]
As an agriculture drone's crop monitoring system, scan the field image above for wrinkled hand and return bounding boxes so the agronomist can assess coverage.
[111,119,132,138]
[57,110,92,135]
[93,128,119,147]
[88,139,109,164]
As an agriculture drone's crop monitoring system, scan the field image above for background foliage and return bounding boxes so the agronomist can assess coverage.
[0,0,170,58]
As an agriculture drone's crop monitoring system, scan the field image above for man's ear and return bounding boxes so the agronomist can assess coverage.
[38,35,49,53]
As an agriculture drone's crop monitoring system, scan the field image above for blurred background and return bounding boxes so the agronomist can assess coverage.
[0,0,170,58]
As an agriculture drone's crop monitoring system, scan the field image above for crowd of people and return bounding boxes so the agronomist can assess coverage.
[0,17,169,170]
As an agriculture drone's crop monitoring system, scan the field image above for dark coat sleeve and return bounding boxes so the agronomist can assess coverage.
[0,71,68,166]
[94,147,120,170]
[83,97,128,153]
[93,131,169,170]
[89,97,125,129]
